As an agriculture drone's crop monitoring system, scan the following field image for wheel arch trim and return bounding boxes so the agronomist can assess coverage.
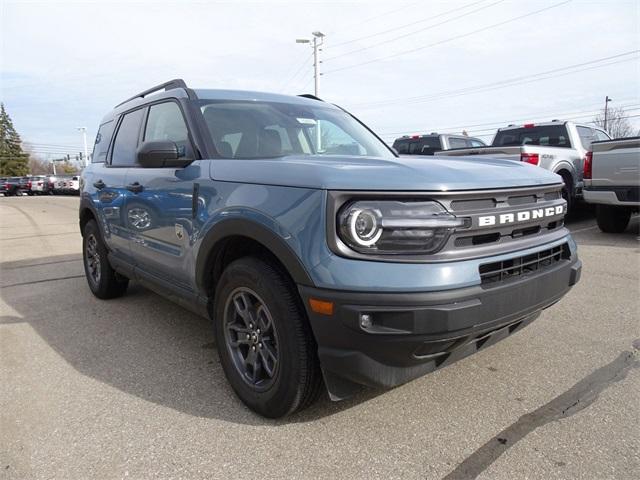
[194,218,315,295]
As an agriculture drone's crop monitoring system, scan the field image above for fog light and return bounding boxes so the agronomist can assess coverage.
[360,313,373,329]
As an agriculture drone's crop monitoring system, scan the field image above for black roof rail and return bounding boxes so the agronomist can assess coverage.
[115,79,189,108]
[297,93,324,102]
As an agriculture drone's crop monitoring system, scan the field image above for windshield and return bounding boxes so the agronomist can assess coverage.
[198,100,394,159]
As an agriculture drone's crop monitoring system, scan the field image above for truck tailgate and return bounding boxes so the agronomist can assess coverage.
[591,138,640,188]
[436,146,521,161]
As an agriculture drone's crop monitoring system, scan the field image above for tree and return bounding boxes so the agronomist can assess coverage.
[22,143,52,175]
[0,103,30,176]
[59,160,79,174]
[592,105,634,139]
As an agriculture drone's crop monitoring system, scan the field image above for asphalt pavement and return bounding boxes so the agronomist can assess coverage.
[1,196,638,480]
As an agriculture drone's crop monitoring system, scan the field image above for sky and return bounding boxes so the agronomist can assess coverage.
[1,0,639,162]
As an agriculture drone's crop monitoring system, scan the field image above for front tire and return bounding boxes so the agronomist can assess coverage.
[596,205,631,233]
[214,257,322,418]
[560,173,573,213]
[82,219,129,299]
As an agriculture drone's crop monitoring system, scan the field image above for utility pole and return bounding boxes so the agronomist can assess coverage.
[604,96,612,131]
[296,31,325,97]
[296,31,325,152]
[77,127,88,168]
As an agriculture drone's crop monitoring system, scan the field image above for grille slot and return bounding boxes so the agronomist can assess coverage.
[479,243,569,285]
[450,198,496,211]
[508,195,536,206]
[544,191,561,201]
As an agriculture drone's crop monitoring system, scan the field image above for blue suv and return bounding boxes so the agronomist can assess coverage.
[80,79,581,417]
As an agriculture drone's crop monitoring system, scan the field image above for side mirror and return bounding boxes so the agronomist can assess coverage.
[137,141,191,168]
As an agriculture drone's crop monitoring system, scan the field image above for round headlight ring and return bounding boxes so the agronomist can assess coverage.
[348,208,383,247]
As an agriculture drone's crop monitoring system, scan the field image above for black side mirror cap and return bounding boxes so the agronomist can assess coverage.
[136,141,191,168]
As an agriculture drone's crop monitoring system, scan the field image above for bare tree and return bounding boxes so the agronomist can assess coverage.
[23,144,52,174]
[592,106,634,139]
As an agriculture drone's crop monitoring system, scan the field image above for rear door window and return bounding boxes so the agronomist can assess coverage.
[111,108,145,166]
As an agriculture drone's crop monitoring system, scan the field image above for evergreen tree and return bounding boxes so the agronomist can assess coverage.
[0,104,30,176]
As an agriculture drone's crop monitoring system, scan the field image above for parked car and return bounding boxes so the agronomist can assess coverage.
[66,176,80,195]
[28,175,51,194]
[435,121,611,210]
[393,133,486,155]
[0,177,7,195]
[52,176,68,194]
[46,175,58,193]
[1,177,30,196]
[52,175,80,194]
[80,79,581,418]
[583,137,639,232]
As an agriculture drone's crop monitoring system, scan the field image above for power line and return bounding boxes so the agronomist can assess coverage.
[325,0,425,39]
[278,52,314,92]
[348,51,640,109]
[324,0,572,75]
[379,111,640,139]
[376,102,640,136]
[325,0,505,61]
[326,0,491,51]
[382,103,640,136]
[26,142,85,149]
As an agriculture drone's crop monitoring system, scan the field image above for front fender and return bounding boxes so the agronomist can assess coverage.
[194,214,316,295]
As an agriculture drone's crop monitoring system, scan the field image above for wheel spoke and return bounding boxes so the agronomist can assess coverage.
[246,348,261,382]
[227,324,252,347]
[258,346,276,378]
[256,305,272,333]
[233,292,254,327]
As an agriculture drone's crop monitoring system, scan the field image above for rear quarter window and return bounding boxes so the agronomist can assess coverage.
[448,137,468,149]
[92,120,115,163]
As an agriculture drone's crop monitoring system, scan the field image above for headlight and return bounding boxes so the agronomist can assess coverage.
[338,200,468,254]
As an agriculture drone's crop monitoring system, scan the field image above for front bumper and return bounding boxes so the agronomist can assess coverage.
[299,254,581,399]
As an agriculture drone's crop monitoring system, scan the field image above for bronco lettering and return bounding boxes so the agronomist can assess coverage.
[478,205,564,227]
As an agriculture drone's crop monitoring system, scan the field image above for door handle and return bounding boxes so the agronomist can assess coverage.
[126,182,144,193]
[93,180,106,189]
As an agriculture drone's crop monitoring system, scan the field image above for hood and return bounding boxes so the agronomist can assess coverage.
[209,154,562,191]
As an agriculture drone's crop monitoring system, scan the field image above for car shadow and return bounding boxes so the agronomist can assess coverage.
[565,202,639,248]
[0,255,380,426]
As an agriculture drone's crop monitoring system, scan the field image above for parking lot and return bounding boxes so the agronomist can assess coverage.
[0,195,638,479]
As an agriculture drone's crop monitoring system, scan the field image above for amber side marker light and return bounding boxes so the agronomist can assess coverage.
[309,298,334,316]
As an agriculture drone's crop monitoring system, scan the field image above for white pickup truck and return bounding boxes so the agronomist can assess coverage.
[583,137,639,233]
[435,121,611,210]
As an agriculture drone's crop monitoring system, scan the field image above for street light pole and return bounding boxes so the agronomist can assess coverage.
[311,31,324,97]
[77,127,88,167]
[296,31,325,97]
[604,96,612,131]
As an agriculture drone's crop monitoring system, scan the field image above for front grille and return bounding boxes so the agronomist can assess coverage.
[479,243,569,285]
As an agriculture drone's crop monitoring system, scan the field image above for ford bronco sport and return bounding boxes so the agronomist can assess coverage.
[80,80,582,418]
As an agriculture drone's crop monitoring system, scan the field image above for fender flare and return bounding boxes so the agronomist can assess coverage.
[194,218,315,294]
[552,161,576,179]
[79,195,100,236]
